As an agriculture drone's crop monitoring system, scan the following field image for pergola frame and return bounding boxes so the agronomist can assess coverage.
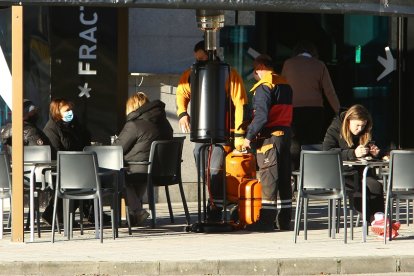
[5,0,414,242]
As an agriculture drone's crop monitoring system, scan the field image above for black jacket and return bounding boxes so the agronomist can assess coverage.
[323,113,357,161]
[43,117,91,159]
[1,121,50,147]
[323,112,382,161]
[114,100,173,173]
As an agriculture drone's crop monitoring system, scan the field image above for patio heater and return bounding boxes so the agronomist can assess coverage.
[187,10,234,233]
[190,9,229,143]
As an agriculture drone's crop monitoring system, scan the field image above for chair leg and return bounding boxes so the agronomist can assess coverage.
[51,191,58,243]
[148,180,156,229]
[99,197,103,243]
[178,181,191,225]
[0,199,3,239]
[79,202,84,236]
[384,193,391,244]
[332,200,337,239]
[304,198,308,240]
[93,199,99,239]
[7,198,11,228]
[343,196,347,244]
[165,186,174,223]
[125,205,132,235]
[293,192,302,243]
[350,208,354,241]
[328,200,332,237]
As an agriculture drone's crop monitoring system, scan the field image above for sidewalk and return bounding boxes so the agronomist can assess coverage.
[1,201,414,275]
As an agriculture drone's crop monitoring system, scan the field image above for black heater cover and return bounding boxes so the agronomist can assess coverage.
[190,60,229,143]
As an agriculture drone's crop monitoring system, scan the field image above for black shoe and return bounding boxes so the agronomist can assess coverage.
[206,205,223,222]
[245,221,274,232]
[229,205,239,223]
[42,211,53,226]
[88,213,112,225]
[245,209,276,232]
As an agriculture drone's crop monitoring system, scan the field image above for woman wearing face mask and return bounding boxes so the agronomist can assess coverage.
[323,104,384,222]
[42,98,93,225]
[43,98,91,158]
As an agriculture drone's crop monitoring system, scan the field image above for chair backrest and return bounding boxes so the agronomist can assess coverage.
[0,153,12,192]
[300,150,345,191]
[148,136,185,185]
[301,144,323,151]
[389,150,414,190]
[83,145,124,170]
[24,145,52,182]
[57,151,100,192]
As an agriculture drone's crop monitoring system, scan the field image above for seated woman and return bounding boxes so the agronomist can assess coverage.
[323,104,384,222]
[42,98,94,224]
[114,92,173,226]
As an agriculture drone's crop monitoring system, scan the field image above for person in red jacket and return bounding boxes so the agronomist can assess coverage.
[243,55,293,231]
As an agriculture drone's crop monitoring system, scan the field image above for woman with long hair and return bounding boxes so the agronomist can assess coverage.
[323,104,384,222]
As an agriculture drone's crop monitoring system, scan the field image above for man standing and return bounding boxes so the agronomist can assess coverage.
[176,40,248,220]
[243,55,293,231]
[281,40,340,171]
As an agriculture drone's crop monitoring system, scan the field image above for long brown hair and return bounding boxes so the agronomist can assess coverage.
[341,104,372,147]
[49,98,74,122]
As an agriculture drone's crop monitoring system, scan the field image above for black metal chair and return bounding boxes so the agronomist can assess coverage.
[51,151,116,243]
[294,150,348,243]
[130,137,191,228]
[384,150,414,243]
[0,153,12,239]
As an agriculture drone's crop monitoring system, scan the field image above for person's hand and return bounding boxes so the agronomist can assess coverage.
[179,115,190,133]
[355,145,369,158]
[234,137,245,151]
[369,143,380,157]
[242,138,251,150]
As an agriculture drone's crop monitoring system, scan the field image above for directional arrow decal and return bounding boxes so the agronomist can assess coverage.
[377,46,396,81]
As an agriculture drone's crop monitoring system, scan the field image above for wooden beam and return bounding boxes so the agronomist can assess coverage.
[11,5,24,242]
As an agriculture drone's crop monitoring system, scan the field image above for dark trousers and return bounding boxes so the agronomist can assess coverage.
[290,107,325,171]
[256,128,292,227]
[194,143,226,206]
[346,167,385,222]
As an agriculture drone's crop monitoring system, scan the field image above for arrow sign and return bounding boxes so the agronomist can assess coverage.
[377,46,396,81]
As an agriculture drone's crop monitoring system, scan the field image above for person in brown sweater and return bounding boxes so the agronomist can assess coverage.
[281,40,341,171]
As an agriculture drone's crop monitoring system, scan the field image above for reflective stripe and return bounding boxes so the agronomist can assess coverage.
[272,130,284,136]
[257,143,273,154]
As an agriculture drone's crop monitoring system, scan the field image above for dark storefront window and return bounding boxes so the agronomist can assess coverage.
[221,12,395,150]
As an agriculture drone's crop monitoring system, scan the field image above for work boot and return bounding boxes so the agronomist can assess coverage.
[276,208,292,231]
[206,204,223,222]
[245,209,277,232]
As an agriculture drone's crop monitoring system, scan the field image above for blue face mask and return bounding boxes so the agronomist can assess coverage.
[62,110,74,122]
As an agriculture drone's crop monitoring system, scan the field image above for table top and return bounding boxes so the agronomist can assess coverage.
[343,159,389,166]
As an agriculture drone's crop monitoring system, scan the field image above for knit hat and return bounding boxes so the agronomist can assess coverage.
[23,99,37,115]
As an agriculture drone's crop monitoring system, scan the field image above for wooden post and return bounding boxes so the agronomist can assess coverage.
[11,5,24,242]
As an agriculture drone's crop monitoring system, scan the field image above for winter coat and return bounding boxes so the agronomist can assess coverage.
[323,112,383,161]
[43,117,91,159]
[114,100,173,174]
[1,121,50,147]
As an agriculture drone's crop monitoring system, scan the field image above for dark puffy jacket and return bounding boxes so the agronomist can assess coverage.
[43,117,91,159]
[1,121,50,147]
[114,100,173,173]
